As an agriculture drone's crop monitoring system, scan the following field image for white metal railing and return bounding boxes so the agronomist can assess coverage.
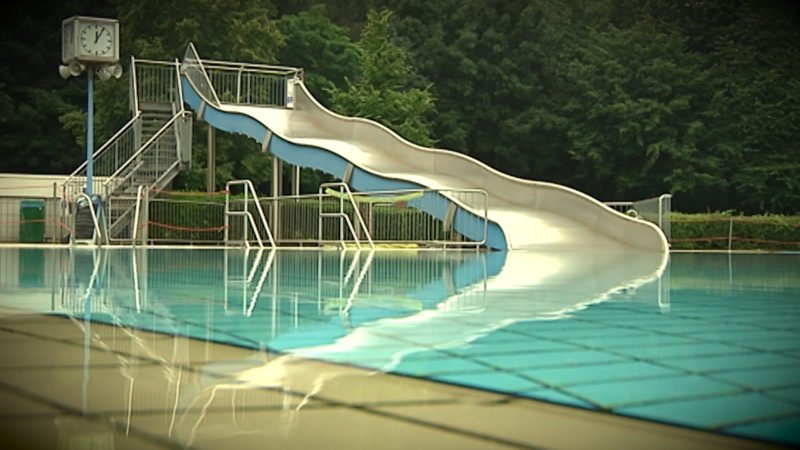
[318,183,375,250]
[101,112,185,196]
[132,58,184,106]
[225,180,276,248]
[606,194,671,240]
[110,186,489,248]
[63,58,189,243]
[64,60,184,200]
[70,192,106,245]
[62,113,142,201]
[132,185,148,245]
[315,186,488,248]
[182,43,221,106]
[182,42,301,108]
[635,194,672,241]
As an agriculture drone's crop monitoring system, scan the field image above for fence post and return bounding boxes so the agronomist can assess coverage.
[728,217,733,252]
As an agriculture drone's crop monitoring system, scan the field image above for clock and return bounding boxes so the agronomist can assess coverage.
[62,16,119,64]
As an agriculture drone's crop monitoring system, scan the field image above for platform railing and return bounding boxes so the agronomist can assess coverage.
[182,42,301,108]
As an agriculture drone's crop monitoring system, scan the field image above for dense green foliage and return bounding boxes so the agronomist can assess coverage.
[3,0,799,214]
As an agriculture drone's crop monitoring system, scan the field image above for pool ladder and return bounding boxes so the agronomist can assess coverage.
[224,180,276,248]
[318,182,374,250]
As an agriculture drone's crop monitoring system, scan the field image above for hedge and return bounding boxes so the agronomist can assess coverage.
[671,212,800,251]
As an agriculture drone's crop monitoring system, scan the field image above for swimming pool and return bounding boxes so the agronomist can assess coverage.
[0,247,798,447]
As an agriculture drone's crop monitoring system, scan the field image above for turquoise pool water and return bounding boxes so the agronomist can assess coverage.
[1,247,798,446]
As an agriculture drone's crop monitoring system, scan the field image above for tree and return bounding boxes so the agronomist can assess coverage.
[275,4,360,106]
[327,9,436,147]
[558,23,714,202]
[1,1,117,175]
[700,1,800,213]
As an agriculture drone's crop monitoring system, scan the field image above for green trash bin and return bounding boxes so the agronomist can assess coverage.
[20,200,45,243]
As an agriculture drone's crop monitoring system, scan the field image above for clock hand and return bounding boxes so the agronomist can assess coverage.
[94,28,104,44]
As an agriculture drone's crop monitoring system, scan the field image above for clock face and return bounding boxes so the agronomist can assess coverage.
[79,23,114,57]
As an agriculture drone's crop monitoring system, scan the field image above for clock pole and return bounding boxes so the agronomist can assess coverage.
[86,65,94,197]
[59,16,121,199]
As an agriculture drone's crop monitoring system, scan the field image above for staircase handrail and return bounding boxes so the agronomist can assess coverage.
[63,112,142,185]
[102,111,187,192]
[130,55,139,114]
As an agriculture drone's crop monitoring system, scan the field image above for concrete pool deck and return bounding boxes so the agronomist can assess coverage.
[0,311,784,449]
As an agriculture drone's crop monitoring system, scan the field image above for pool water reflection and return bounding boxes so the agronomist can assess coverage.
[0,247,798,447]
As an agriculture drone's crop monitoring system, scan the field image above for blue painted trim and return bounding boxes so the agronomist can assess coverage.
[181,77,508,250]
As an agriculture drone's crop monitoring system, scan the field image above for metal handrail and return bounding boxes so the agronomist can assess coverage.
[174,58,185,115]
[182,42,221,106]
[225,180,276,248]
[132,185,146,245]
[130,55,139,114]
[63,113,142,186]
[197,59,302,76]
[321,186,489,248]
[72,192,105,245]
[102,112,186,189]
[318,182,375,250]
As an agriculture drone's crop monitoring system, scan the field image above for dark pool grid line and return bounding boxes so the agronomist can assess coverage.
[256,290,800,446]
[25,272,800,446]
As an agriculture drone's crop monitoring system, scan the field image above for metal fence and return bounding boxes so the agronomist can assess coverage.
[117,186,488,248]
[605,194,672,240]
[3,188,671,248]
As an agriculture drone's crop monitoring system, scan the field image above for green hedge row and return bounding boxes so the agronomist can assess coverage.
[670,212,800,251]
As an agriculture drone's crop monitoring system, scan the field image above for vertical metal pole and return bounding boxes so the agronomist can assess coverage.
[292,165,300,196]
[207,125,215,193]
[272,156,282,242]
[86,66,94,197]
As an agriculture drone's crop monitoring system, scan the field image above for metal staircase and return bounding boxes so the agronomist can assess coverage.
[62,59,192,243]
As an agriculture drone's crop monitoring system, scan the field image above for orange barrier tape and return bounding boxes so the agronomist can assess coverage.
[55,218,75,236]
[671,236,730,243]
[671,236,800,245]
[673,217,800,227]
[149,188,230,197]
[0,217,74,236]
[730,237,800,246]
[146,221,229,233]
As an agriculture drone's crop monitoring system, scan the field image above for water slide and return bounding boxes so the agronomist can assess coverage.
[180,47,668,252]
